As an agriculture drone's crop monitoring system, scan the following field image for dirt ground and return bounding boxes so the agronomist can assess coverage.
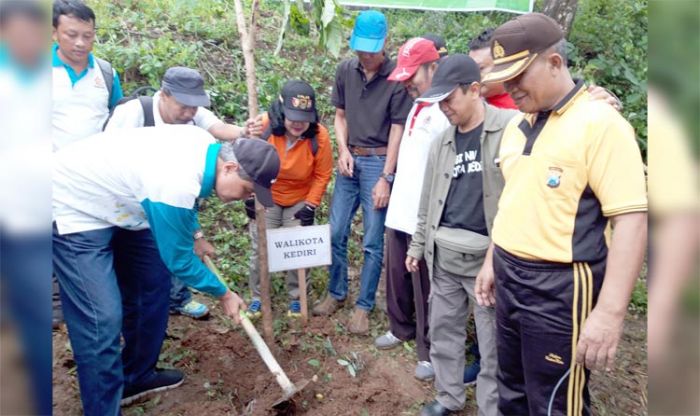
[52,289,648,416]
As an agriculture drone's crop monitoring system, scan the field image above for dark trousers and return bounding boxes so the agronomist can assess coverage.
[385,227,430,362]
[494,246,605,416]
[169,275,193,310]
[53,225,171,416]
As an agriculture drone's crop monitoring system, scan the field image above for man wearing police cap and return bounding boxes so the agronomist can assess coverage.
[476,13,647,415]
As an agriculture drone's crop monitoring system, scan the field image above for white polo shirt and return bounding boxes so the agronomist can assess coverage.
[104,91,222,131]
[51,45,122,151]
[53,125,215,235]
[53,124,228,297]
[385,101,450,235]
[0,48,52,233]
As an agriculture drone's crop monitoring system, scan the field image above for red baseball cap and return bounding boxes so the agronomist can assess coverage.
[388,37,440,82]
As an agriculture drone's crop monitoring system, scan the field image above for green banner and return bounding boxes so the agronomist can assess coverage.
[338,0,532,13]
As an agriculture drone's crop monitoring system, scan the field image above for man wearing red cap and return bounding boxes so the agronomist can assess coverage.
[378,37,450,381]
[477,13,647,415]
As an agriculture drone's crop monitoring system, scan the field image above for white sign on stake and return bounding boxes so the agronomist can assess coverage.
[266,224,331,273]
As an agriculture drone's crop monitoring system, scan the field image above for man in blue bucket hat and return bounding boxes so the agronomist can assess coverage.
[313,10,412,335]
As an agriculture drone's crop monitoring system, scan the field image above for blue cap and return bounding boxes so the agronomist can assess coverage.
[349,10,387,53]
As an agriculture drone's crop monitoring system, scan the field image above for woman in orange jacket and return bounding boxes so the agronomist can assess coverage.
[245,80,334,317]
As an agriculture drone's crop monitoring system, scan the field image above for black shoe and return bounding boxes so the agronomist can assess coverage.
[121,368,184,406]
[420,400,455,416]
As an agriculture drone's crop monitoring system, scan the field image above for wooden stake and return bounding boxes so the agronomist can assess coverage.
[233,0,259,117]
[298,268,308,324]
[232,0,273,343]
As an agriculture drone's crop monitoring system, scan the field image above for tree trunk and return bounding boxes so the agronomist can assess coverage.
[233,0,259,117]
[542,0,579,36]
[233,0,274,344]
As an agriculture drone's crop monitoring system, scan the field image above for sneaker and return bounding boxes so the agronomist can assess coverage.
[415,361,435,381]
[287,300,302,318]
[464,360,480,386]
[420,399,455,416]
[247,299,262,319]
[348,307,369,335]
[121,368,184,406]
[173,300,209,319]
[375,331,402,350]
[312,295,343,316]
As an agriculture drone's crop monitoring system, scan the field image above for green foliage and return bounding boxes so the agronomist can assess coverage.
[648,0,700,152]
[567,0,648,155]
[336,351,364,377]
[629,278,648,314]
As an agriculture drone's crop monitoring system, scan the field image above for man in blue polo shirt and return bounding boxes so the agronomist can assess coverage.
[51,0,124,328]
[51,0,123,151]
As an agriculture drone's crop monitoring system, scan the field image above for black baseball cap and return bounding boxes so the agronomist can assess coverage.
[233,138,280,207]
[162,66,211,107]
[280,80,317,123]
[417,54,481,103]
[422,33,448,57]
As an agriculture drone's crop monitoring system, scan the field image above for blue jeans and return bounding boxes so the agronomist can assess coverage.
[169,276,192,310]
[53,225,171,416]
[328,155,387,311]
[0,231,52,415]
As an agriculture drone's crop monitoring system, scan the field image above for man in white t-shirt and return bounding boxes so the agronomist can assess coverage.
[104,66,251,320]
[376,37,450,381]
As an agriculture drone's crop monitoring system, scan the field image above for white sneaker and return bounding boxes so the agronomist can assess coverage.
[415,361,435,381]
[374,330,402,349]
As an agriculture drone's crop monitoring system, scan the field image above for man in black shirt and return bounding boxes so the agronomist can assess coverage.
[312,10,412,335]
[406,54,518,416]
[440,126,488,235]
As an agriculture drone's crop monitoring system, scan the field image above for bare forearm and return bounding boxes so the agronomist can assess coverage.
[209,123,245,141]
[383,123,403,174]
[334,111,349,153]
[483,243,494,268]
[595,212,648,317]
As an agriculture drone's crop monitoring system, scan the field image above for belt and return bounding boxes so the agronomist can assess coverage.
[349,145,387,156]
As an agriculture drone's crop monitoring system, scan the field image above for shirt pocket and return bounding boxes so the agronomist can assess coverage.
[531,154,580,202]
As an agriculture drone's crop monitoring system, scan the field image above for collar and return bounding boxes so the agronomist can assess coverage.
[52,43,94,69]
[487,92,511,102]
[354,55,393,77]
[551,79,585,115]
[407,101,432,136]
[483,102,505,132]
[0,45,46,84]
[199,143,221,198]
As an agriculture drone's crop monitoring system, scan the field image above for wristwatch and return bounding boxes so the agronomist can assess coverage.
[380,172,395,184]
[193,230,205,240]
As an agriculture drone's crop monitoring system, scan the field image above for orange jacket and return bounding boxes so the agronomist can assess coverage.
[262,114,334,207]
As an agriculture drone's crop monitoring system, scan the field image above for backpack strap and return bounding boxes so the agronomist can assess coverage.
[138,96,155,127]
[309,135,318,156]
[95,57,114,107]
